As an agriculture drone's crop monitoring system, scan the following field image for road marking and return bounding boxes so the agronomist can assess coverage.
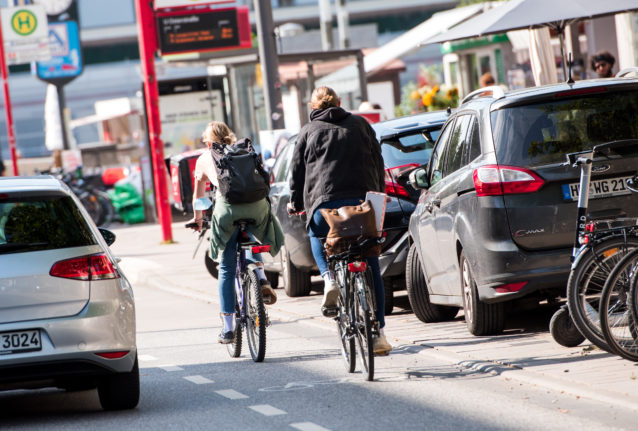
[249,404,287,416]
[290,422,331,431]
[139,354,158,361]
[215,389,248,399]
[159,364,184,372]
[184,375,214,384]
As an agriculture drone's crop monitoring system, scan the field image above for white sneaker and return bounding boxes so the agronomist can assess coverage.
[373,334,392,356]
[321,280,339,310]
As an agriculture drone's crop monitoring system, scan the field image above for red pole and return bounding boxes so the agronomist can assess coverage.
[0,13,19,176]
[134,0,173,243]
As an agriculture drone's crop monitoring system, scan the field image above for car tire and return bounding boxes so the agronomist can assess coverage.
[281,245,311,297]
[97,355,140,411]
[204,250,219,279]
[459,251,504,336]
[406,243,459,323]
[266,270,279,289]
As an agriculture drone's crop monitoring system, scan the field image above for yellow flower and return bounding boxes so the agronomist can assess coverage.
[422,92,434,106]
[411,90,421,100]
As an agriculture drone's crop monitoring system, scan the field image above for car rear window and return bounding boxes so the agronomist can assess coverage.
[380,128,441,169]
[0,194,97,254]
[490,90,638,166]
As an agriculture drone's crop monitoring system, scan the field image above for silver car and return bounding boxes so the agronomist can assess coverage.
[0,176,138,410]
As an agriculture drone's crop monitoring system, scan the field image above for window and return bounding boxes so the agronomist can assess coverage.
[429,120,454,186]
[467,117,481,163]
[380,127,442,169]
[0,195,96,255]
[443,115,471,176]
[272,140,295,183]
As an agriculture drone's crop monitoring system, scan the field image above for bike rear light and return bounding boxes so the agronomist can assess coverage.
[603,247,619,259]
[252,245,271,254]
[473,165,545,196]
[585,222,595,233]
[385,163,418,198]
[50,253,120,281]
[579,234,590,245]
[347,261,367,273]
[95,351,129,359]
[494,281,528,293]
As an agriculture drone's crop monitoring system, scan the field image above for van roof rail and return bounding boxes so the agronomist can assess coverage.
[461,85,506,104]
[616,67,638,78]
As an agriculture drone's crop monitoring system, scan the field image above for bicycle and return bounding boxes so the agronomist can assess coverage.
[550,141,638,350]
[327,235,385,381]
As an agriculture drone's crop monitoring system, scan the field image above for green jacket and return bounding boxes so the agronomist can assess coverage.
[209,197,284,262]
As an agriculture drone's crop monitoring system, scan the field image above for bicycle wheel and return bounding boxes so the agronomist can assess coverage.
[599,248,638,361]
[566,236,638,351]
[336,272,355,373]
[244,266,267,362]
[95,190,115,228]
[226,305,242,358]
[80,192,103,225]
[353,272,374,381]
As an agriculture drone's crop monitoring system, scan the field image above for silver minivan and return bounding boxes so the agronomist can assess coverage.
[0,176,138,410]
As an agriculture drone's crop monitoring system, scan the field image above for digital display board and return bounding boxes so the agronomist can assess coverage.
[156,7,250,55]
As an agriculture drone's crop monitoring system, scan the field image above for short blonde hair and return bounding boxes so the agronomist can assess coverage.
[202,121,236,145]
[310,86,340,110]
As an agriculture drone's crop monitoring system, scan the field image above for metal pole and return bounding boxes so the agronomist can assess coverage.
[56,84,70,150]
[336,0,349,49]
[319,0,333,51]
[0,13,19,176]
[356,50,368,102]
[254,0,285,129]
[134,0,173,243]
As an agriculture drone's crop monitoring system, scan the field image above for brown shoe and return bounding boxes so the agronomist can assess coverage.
[260,279,277,305]
[373,334,392,356]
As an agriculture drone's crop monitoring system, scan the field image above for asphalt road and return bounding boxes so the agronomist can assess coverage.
[1,282,636,430]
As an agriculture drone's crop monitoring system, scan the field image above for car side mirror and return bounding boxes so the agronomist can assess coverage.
[99,228,116,246]
[408,168,429,190]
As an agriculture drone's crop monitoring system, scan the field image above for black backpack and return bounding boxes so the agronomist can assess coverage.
[210,138,270,204]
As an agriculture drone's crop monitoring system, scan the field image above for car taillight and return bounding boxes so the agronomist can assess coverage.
[50,253,120,281]
[473,165,544,196]
[95,351,130,359]
[385,163,418,198]
[348,261,367,273]
[494,281,527,293]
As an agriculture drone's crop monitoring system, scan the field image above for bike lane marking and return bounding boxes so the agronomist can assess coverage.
[215,389,249,399]
[290,422,331,431]
[139,354,158,362]
[184,375,214,384]
[249,404,287,416]
[159,364,184,372]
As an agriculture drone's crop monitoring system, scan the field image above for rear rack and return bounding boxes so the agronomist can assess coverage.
[616,67,638,78]
[461,85,506,104]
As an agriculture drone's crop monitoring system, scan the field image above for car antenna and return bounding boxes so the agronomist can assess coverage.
[566,52,575,84]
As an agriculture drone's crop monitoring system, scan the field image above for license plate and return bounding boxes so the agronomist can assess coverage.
[562,176,633,201]
[0,330,41,355]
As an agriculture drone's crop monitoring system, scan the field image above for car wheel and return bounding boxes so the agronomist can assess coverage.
[266,270,279,289]
[281,245,311,297]
[204,250,219,279]
[383,278,394,315]
[406,243,459,322]
[459,251,504,335]
[97,355,140,411]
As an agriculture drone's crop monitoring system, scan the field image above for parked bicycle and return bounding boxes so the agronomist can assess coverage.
[550,140,638,350]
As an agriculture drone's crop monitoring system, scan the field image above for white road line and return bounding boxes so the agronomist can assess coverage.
[290,423,331,431]
[138,354,158,361]
[215,389,249,399]
[159,365,184,372]
[184,375,214,384]
[249,404,287,416]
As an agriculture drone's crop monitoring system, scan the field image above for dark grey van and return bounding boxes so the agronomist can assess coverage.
[407,77,638,336]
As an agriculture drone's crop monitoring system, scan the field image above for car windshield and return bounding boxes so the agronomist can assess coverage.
[0,194,96,254]
[380,128,441,169]
[491,90,638,166]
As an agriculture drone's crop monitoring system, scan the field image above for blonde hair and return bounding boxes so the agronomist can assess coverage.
[202,121,236,146]
[310,86,340,110]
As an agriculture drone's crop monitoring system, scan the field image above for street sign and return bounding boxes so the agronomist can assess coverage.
[156,7,251,55]
[1,5,50,65]
[154,0,234,10]
[35,20,82,85]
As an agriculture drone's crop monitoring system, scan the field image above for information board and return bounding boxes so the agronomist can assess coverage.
[1,5,50,65]
[156,7,251,55]
[36,20,82,84]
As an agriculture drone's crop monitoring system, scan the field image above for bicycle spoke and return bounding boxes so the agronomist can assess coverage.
[244,269,267,362]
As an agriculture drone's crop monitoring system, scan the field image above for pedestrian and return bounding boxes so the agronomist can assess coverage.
[287,86,392,355]
[187,121,284,344]
[590,50,615,78]
[480,72,495,87]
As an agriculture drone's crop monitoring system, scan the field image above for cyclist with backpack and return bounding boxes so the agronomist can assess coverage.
[287,86,392,356]
[188,121,284,344]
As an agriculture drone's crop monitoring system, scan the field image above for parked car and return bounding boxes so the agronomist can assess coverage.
[0,176,138,410]
[406,77,638,336]
[262,111,449,313]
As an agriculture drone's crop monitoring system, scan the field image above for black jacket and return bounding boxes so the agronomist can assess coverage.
[289,107,385,227]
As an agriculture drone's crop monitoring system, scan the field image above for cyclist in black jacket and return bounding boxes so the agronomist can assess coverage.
[287,86,391,355]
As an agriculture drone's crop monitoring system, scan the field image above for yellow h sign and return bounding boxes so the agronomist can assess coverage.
[11,9,38,36]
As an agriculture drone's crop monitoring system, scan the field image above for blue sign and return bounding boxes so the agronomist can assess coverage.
[35,20,82,83]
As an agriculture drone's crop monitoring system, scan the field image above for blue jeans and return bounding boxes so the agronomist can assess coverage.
[217,228,262,314]
[308,199,386,328]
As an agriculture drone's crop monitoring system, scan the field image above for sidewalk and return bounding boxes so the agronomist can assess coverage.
[109,221,638,411]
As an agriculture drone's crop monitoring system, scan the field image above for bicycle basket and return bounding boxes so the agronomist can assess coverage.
[320,201,382,258]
